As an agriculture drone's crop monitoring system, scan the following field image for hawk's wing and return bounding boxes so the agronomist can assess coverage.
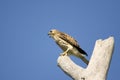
[58,32,88,56]
[58,32,79,47]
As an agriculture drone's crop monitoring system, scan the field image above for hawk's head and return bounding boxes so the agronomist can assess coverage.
[48,29,59,38]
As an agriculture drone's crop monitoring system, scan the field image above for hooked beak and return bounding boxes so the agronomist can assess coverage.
[48,32,51,38]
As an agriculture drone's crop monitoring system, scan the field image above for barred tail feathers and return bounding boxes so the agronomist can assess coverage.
[74,52,89,65]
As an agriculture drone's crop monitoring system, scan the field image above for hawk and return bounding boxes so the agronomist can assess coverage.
[48,29,89,65]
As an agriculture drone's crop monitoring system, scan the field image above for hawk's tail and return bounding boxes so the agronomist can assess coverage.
[75,53,89,65]
[80,56,89,65]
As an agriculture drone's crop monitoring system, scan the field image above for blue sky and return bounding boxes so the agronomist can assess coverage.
[0,0,120,80]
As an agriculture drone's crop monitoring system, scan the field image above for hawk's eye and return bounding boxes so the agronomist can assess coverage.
[50,30,52,33]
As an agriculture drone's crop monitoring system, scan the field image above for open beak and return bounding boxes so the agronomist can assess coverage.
[48,32,51,38]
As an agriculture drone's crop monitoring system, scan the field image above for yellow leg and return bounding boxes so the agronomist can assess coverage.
[60,48,70,56]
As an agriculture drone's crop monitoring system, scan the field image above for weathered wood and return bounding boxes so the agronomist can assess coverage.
[57,37,114,80]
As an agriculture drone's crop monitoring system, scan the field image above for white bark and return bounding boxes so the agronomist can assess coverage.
[57,37,114,80]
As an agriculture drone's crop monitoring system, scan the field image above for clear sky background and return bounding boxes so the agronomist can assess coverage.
[0,0,120,80]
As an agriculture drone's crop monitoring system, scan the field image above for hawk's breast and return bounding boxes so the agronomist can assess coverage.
[56,38,69,51]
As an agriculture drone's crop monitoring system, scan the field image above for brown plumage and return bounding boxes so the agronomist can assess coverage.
[48,29,89,65]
